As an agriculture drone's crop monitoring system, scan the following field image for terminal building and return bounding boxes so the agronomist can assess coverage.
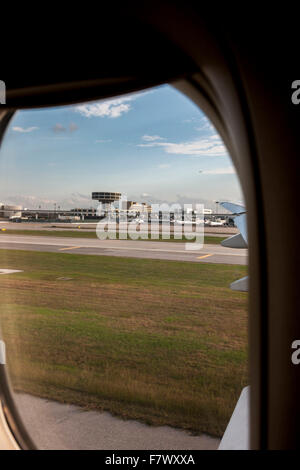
[0,195,231,224]
[0,204,22,219]
[68,207,99,220]
[92,192,151,216]
[120,201,152,214]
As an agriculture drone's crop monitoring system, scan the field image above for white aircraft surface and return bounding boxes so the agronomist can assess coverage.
[208,220,226,227]
[217,202,249,450]
[175,219,203,225]
[220,202,248,292]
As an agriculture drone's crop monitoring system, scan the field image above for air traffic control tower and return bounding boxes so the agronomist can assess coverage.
[92,192,121,215]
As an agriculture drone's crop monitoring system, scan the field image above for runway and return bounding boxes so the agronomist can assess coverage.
[0,234,247,265]
[14,393,219,450]
[0,221,239,234]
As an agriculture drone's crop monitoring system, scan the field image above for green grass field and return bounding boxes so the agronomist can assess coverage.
[0,229,226,245]
[0,249,248,437]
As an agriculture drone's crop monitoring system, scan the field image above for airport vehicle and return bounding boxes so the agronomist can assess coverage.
[0,3,299,450]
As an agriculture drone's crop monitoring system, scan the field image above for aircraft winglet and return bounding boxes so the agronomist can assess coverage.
[220,202,248,292]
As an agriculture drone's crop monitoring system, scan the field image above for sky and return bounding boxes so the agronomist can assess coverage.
[0,84,244,210]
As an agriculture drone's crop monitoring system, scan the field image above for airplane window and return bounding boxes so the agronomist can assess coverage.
[0,85,248,449]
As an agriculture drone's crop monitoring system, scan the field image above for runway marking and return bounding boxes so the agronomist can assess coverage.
[59,246,81,251]
[0,237,247,256]
[196,253,213,260]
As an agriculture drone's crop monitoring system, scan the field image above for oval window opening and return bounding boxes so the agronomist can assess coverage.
[0,84,248,449]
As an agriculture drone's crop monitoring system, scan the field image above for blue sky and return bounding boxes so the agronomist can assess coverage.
[0,84,243,209]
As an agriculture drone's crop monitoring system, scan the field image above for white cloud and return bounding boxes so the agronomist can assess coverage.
[4,195,56,208]
[75,91,149,119]
[142,135,164,142]
[76,99,131,119]
[182,117,201,124]
[182,116,214,132]
[138,134,227,157]
[59,192,92,207]
[194,116,215,132]
[3,192,94,210]
[12,126,38,133]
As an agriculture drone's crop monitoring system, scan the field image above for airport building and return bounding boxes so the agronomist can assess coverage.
[91,192,152,216]
[0,204,22,219]
[69,207,99,220]
[0,195,229,224]
[92,192,121,208]
[91,191,122,216]
[120,201,152,214]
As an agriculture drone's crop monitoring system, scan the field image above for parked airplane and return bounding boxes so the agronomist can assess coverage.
[175,219,203,225]
[207,219,226,227]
